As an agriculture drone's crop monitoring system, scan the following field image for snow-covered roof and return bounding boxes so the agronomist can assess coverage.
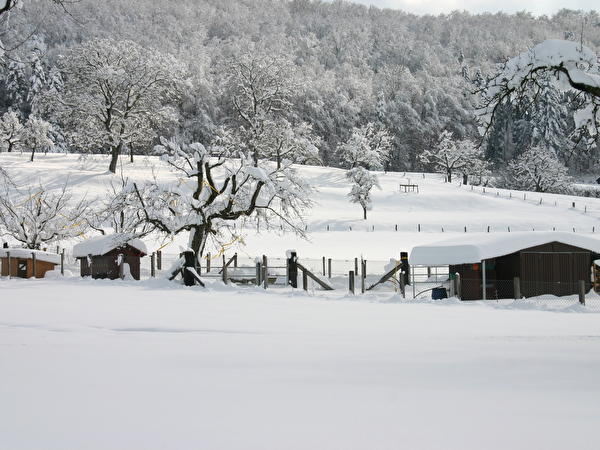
[409,231,600,266]
[0,248,61,265]
[72,234,148,258]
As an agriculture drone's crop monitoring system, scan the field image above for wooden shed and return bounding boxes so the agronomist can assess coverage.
[0,248,61,278]
[409,232,600,300]
[73,235,148,280]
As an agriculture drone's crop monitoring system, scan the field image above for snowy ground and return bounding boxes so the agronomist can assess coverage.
[2,153,600,449]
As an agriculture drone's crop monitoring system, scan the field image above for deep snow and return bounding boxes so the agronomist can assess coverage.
[2,153,600,449]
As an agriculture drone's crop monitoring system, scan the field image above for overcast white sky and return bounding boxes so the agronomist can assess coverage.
[328,0,598,17]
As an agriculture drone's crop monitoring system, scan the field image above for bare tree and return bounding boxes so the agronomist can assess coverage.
[0,179,90,249]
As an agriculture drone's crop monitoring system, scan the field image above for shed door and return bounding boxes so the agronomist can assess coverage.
[17,260,27,278]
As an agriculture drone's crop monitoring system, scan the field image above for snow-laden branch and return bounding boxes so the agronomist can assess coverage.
[481,39,600,138]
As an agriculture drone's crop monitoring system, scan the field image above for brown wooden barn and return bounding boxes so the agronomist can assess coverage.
[0,248,61,278]
[409,232,600,300]
[73,235,148,280]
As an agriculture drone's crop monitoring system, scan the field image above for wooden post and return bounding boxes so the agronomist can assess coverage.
[262,255,268,289]
[328,258,332,279]
[32,252,37,278]
[514,277,521,300]
[157,250,162,270]
[151,252,156,278]
[6,251,10,278]
[183,251,196,286]
[322,257,326,276]
[255,260,261,286]
[400,270,406,297]
[579,280,586,306]
[61,249,65,276]
[354,258,358,275]
[361,259,366,294]
[206,252,211,272]
[287,251,298,288]
[302,268,308,291]
[349,270,355,294]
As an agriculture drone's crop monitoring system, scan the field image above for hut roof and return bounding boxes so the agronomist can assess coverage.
[409,231,600,266]
[0,248,61,265]
[72,234,148,258]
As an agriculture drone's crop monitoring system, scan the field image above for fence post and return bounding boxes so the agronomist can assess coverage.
[302,268,308,291]
[262,255,268,289]
[361,259,366,294]
[322,257,326,276]
[151,252,156,278]
[183,251,196,286]
[157,250,162,270]
[287,251,298,288]
[400,271,406,297]
[349,270,355,294]
[222,261,228,285]
[514,277,521,300]
[206,252,211,273]
[32,252,37,278]
[255,260,262,286]
[328,258,332,279]
[61,248,65,276]
[579,280,586,306]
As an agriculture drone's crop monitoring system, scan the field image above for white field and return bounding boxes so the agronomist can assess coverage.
[1,153,600,450]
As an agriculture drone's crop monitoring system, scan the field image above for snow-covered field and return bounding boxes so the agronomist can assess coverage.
[2,153,600,449]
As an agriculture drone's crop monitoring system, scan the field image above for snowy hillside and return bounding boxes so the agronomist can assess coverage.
[2,152,600,261]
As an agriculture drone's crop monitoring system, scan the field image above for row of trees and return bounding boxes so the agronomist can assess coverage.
[1,1,600,174]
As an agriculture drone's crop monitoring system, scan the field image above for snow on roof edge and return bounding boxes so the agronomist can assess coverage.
[409,231,600,266]
[0,248,61,265]
[72,234,148,258]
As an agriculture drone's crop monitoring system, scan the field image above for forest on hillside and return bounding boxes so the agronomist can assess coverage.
[1,0,600,178]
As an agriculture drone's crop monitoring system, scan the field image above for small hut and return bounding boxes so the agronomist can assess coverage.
[409,231,600,300]
[73,234,147,280]
[0,248,61,278]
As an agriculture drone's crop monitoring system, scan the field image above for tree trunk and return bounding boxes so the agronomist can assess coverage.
[189,225,209,260]
[108,145,120,173]
[363,206,367,220]
[30,147,36,162]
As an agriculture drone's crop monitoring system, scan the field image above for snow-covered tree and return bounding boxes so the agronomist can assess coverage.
[0,181,90,249]
[346,166,380,220]
[22,115,52,161]
[502,146,572,193]
[123,133,315,259]
[0,111,24,153]
[481,40,600,144]
[420,131,485,183]
[336,123,390,219]
[54,39,185,173]
[336,123,391,170]
[223,46,305,166]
